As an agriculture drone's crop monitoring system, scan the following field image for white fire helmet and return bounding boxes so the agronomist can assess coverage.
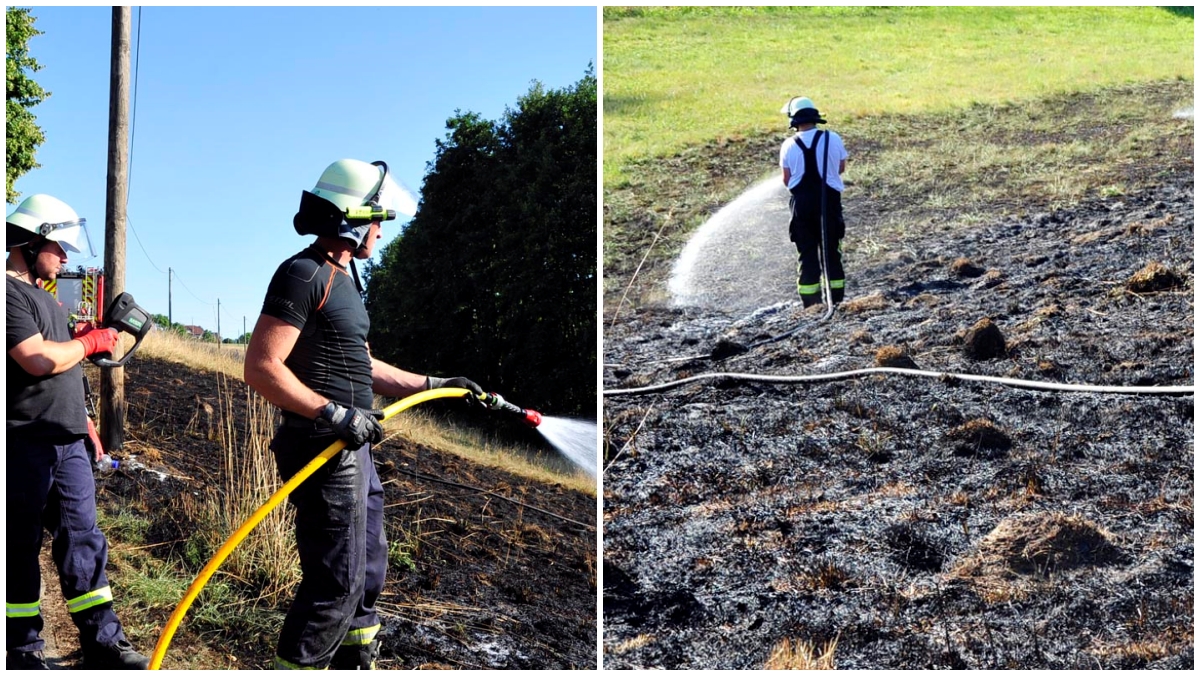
[6,193,95,259]
[303,159,419,247]
[313,160,418,217]
[781,96,817,117]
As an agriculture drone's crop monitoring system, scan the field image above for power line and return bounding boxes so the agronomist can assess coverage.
[127,216,166,274]
[125,7,169,276]
[171,268,215,306]
[129,6,142,186]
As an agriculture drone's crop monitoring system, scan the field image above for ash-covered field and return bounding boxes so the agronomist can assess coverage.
[603,176,1194,669]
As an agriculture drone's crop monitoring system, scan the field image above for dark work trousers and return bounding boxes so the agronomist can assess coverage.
[271,425,386,669]
[6,436,126,654]
[788,133,846,307]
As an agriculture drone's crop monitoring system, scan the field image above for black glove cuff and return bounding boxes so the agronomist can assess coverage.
[317,401,339,423]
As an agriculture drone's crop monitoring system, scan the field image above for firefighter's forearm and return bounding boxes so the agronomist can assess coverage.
[245,356,330,419]
[370,358,428,399]
[8,335,88,377]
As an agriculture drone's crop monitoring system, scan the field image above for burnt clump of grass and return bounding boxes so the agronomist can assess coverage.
[875,344,919,369]
[882,523,946,572]
[954,513,1126,580]
[946,418,1013,458]
[960,318,1007,360]
[1126,261,1185,293]
[800,558,855,592]
[950,257,986,278]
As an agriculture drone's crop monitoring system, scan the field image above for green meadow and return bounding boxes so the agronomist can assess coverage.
[604,6,1193,185]
[602,6,1193,305]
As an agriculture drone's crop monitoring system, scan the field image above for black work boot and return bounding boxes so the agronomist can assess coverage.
[6,650,50,670]
[82,639,151,669]
[330,640,381,670]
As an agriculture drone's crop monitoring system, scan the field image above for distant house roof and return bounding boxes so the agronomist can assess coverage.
[184,325,205,337]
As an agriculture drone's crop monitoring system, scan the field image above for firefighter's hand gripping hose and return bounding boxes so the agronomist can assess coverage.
[149,387,474,670]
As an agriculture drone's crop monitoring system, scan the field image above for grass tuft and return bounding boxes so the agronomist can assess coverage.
[764,636,838,669]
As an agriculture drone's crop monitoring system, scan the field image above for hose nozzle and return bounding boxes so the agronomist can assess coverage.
[478,392,542,428]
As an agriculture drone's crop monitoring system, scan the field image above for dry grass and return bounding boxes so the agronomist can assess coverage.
[1126,261,1185,293]
[764,636,838,670]
[840,291,888,314]
[1089,631,1192,664]
[385,409,595,496]
[607,633,657,655]
[140,329,245,381]
[799,560,854,592]
[140,328,593,495]
[182,373,300,604]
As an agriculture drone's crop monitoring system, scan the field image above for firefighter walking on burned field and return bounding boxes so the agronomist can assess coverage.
[6,194,150,670]
[244,159,483,670]
[779,96,850,308]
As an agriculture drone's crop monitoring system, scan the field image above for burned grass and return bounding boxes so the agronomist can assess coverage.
[65,357,596,669]
[603,167,1193,668]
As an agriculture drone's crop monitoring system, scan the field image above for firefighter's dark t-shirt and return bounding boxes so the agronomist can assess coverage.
[6,275,88,439]
[261,245,374,412]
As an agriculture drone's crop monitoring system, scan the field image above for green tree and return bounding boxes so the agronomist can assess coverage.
[6,7,49,203]
[368,67,597,416]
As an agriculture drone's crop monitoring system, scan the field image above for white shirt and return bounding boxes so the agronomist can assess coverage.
[779,128,848,192]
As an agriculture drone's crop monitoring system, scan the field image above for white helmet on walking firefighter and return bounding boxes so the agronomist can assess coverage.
[293,159,419,249]
[6,193,95,259]
[781,96,827,127]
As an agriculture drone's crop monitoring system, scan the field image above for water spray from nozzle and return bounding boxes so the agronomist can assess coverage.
[478,392,542,428]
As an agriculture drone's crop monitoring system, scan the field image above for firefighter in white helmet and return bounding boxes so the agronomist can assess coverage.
[245,159,482,669]
[779,96,850,307]
[6,194,150,669]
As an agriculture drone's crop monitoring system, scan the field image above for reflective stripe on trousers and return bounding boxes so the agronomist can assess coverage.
[7,436,125,653]
[271,428,388,669]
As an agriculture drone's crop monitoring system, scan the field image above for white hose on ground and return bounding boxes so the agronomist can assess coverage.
[604,366,1194,397]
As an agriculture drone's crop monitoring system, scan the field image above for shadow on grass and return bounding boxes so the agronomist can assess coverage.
[1161,6,1193,19]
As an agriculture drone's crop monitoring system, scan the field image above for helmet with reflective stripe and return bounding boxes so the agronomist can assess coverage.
[6,193,94,257]
[781,96,827,126]
[294,159,417,249]
[311,159,386,214]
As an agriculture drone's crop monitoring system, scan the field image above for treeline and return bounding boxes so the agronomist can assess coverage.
[150,314,249,344]
[367,68,596,417]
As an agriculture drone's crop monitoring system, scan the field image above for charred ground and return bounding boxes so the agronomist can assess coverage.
[42,357,596,670]
[603,91,1193,668]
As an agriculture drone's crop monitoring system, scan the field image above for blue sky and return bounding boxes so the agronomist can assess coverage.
[10,5,597,336]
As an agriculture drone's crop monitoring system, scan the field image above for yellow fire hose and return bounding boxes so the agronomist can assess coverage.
[149,387,472,669]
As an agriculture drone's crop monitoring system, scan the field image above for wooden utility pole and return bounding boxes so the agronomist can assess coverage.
[101,6,131,452]
[168,267,173,327]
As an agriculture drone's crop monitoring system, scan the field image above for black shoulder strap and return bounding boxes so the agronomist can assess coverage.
[794,129,823,151]
[350,259,365,298]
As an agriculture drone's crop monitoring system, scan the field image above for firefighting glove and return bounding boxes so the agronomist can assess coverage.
[425,376,484,396]
[317,401,385,447]
[76,326,120,358]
